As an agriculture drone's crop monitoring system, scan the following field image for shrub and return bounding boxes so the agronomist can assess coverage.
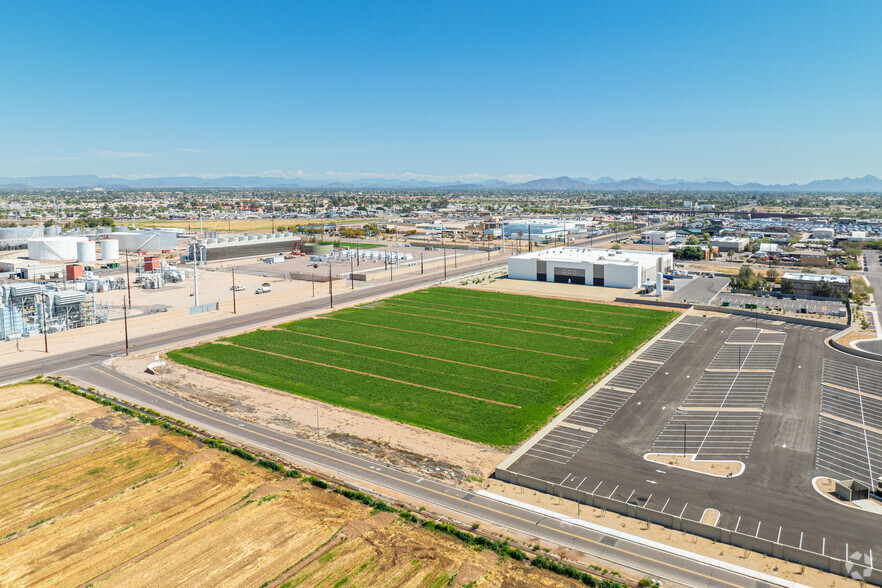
[231,448,256,461]
[305,476,329,489]
[256,458,283,472]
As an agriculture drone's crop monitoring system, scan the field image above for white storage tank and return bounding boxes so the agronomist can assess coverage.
[99,239,119,260]
[28,237,85,261]
[46,225,62,237]
[77,241,97,263]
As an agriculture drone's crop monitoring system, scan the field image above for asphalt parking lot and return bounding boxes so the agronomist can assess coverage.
[663,275,730,304]
[500,313,882,566]
[714,292,846,316]
[816,359,882,488]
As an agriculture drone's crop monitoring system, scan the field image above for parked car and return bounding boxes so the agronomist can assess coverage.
[230,285,245,291]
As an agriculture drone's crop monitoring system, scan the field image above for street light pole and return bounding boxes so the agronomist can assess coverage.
[123,297,130,356]
[232,268,238,314]
[41,292,49,353]
[350,253,355,289]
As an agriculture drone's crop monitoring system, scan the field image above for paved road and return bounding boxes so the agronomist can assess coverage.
[60,363,772,588]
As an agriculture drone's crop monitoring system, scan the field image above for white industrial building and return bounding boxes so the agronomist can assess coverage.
[642,230,676,245]
[100,230,178,252]
[508,247,673,288]
[503,220,571,242]
[710,236,749,252]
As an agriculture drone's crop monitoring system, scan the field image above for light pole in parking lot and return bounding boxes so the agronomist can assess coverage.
[683,422,687,456]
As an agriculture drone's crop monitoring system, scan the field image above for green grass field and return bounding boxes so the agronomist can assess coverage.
[168,287,676,445]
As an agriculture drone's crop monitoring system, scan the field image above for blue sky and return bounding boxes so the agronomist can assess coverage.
[1,1,880,183]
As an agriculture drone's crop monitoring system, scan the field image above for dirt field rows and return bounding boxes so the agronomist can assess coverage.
[0,383,616,587]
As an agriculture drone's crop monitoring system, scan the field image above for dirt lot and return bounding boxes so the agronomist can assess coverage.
[1,383,595,588]
[112,354,508,484]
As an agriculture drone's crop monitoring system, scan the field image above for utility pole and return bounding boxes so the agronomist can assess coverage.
[683,422,687,456]
[328,262,333,308]
[443,246,447,280]
[193,254,200,307]
[125,250,133,309]
[350,253,354,289]
[356,241,359,267]
[390,253,393,281]
[123,298,130,356]
[311,272,315,297]
[420,252,424,274]
[41,291,49,353]
[231,268,237,314]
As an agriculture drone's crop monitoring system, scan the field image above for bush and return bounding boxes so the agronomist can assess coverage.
[285,469,302,478]
[231,447,256,461]
[256,458,283,472]
[306,476,329,489]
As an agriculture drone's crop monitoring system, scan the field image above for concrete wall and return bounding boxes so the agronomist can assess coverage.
[602,263,640,288]
[693,305,848,330]
[507,256,537,281]
[494,468,882,583]
[829,337,882,362]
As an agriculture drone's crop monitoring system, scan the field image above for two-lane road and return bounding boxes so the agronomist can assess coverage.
[63,363,779,588]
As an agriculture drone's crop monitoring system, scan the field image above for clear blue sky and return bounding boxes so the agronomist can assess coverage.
[2,1,880,184]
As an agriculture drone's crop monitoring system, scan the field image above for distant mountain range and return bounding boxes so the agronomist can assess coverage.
[2,173,882,193]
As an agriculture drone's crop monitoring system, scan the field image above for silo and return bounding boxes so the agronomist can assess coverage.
[77,241,97,263]
[99,239,119,260]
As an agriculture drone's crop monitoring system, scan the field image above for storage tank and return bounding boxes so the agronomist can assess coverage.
[45,225,62,237]
[76,241,97,263]
[28,237,85,261]
[99,239,119,260]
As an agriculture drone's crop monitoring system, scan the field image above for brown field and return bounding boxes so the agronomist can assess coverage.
[0,383,602,588]
[134,218,376,233]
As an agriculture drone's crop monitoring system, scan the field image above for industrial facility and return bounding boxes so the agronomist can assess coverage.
[0,282,105,341]
[508,247,674,288]
[184,232,301,262]
[0,225,44,249]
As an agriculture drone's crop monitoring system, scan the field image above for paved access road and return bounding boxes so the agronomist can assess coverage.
[60,363,772,588]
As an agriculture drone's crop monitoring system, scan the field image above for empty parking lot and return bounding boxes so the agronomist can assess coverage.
[499,312,882,571]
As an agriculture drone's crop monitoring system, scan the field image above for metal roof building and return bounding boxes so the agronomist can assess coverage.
[508,247,673,288]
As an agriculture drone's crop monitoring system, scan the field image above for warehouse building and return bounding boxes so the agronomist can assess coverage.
[508,247,673,288]
[782,272,850,297]
[642,230,676,245]
[709,236,749,252]
[503,220,571,242]
[185,233,302,262]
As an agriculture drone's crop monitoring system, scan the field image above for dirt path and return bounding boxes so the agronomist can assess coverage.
[212,343,522,409]
[323,317,592,360]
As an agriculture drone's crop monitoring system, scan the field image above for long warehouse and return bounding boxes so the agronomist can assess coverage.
[508,247,673,288]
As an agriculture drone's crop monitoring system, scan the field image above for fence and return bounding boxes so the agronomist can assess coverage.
[494,468,881,583]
